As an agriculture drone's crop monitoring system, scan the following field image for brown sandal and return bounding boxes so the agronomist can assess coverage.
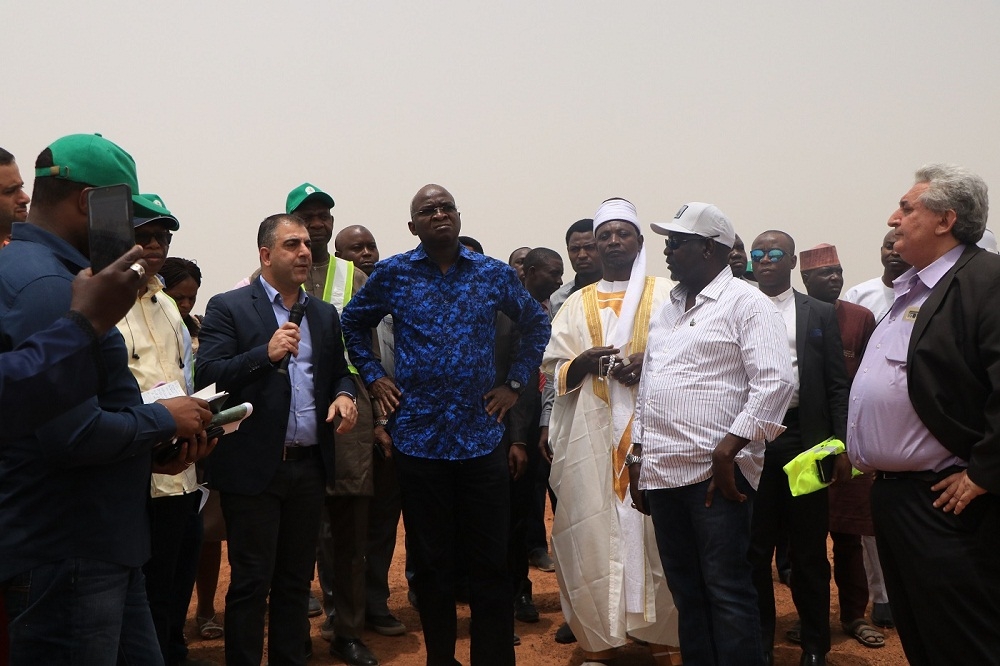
[197,614,224,640]
[843,618,884,649]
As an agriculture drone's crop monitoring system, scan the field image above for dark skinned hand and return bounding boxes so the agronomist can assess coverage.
[71,245,148,336]
[705,433,751,507]
[565,345,619,389]
[368,376,402,416]
[508,443,527,480]
[538,426,552,464]
[484,385,518,423]
[374,425,393,460]
[608,352,644,388]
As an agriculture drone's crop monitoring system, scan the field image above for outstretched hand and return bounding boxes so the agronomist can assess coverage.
[327,395,358,434]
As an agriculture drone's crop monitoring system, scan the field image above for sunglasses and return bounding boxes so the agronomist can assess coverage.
[414,203,458,218]
[666,234,717,250]
[749,248,786,263]
[135,230,173,246]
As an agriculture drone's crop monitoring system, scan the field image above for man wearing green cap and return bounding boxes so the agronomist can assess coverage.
[285,182,385,665]
[116,193,213,666]
[0,134,215,665]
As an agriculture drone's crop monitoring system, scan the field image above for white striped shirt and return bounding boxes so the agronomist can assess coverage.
[635,267,794,490]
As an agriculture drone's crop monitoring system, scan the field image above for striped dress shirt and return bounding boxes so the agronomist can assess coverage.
[635,267,794,490]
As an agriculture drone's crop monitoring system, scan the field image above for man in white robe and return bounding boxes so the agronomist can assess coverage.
[544,198,679,665]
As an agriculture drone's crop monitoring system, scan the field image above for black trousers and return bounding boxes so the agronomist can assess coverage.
[394,444,514,666]
[144,491,202,666]
[365,450,402,617]
[749,422,831,656]
[220,457,325,666]
[318,495,370,639]
[872,472,1000,666]
[508,448,532,601]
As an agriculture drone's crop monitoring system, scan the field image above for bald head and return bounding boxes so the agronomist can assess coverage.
[410,184,454,218]
[334,224,380,275]
[408,184,461,249]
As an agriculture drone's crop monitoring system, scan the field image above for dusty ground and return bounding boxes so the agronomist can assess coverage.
[186,509,907,666]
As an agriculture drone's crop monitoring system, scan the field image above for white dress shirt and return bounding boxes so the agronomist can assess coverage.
[635,267,794,490]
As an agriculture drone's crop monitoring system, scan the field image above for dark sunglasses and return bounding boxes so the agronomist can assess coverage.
[749,248,786,263]
[666,234,717,250]
[135,230,173,246]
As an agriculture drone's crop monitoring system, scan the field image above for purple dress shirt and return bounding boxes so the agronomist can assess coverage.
[847,245,966,473]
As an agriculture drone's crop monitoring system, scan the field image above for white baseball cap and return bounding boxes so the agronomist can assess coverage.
[651,202,736,249]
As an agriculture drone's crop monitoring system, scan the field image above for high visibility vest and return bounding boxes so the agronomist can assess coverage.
[319,258,358,375]
[321,257,354,315]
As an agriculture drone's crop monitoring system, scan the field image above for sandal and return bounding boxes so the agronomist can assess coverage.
[197,614,224,640]
[842,618,884,649]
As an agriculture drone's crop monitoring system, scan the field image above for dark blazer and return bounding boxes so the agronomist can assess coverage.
[789,290,850,451]
[907,245,1000,492]
[195,279,355,495]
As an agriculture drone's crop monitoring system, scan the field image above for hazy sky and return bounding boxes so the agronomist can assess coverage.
[8,1,1000,309]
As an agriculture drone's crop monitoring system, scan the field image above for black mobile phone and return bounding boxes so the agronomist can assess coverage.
[816,456,837,484]
[88,184,135,273]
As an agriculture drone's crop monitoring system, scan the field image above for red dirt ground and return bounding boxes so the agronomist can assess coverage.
[186,509,907,666]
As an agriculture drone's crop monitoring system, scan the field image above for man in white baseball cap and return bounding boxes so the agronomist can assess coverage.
[631,202,794,666]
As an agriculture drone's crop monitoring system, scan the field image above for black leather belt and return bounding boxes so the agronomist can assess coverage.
[875,465,965,483]
[282,445,320,461]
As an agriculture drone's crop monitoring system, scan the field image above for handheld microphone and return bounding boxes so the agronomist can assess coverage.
[276,303,306,376]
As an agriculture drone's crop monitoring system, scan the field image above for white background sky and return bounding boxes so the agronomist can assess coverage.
[7,1,1000,310]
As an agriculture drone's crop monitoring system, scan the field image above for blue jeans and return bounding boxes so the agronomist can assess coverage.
[3,558,161,666]
[646,470,764,666]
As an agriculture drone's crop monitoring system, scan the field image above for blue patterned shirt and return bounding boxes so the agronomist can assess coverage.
[341,244,550,460]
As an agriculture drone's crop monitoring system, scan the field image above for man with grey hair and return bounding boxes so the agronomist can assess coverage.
[847,164,1000,665]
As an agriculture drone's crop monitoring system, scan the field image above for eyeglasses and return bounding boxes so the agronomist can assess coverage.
[666,234,717,250]
[135,230,173,246]
[414,203,458,218]
[749,248,786,263]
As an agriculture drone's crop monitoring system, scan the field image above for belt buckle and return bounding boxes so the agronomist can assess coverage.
[282,447,289,462]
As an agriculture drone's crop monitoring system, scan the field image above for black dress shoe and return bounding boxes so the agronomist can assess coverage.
[871,602,895,628]
[514,592,539,623]
[763,650,773,666]
[799,653,826,666]
[554,622,576,644]
[330,637,379,666]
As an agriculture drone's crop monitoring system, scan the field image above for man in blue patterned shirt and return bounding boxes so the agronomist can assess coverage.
[341,184,549,666]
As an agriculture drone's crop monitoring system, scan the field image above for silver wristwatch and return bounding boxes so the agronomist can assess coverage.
[624,452,643,466]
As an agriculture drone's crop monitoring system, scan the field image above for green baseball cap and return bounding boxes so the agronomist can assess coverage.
[286,182,335,214]
[133,193,179,231]
[34,133,160,214]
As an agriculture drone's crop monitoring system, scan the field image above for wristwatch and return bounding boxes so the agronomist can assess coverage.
[624,452,643,466]
[506,379,524,394]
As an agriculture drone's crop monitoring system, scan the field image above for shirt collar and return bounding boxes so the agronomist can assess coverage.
[10,222,90,272]
[768,286,795,303]
[258,274,308,309]
[671,265,733,304]
[141,276,165,299]
[892,244,965,297]
[410,243,481,266]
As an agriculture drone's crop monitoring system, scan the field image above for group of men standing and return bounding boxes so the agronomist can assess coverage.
[0,132,998,666]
